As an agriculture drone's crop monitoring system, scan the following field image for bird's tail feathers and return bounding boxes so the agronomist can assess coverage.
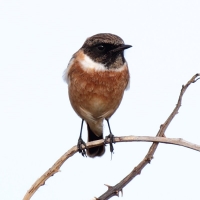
[87,123,105,157]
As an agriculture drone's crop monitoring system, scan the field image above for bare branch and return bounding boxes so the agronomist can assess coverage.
[114,136,200,152]
[23,135,200,200]
[157,73,200,137]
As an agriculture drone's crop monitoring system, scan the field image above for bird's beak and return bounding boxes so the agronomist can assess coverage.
[112,44,132,52]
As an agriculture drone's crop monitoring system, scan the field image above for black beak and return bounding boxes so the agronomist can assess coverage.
[112,44,132,53]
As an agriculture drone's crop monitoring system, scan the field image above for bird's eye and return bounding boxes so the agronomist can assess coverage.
[97,45,105,51]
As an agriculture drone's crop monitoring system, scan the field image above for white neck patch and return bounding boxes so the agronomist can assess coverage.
[80,54,106,71]
[80,54,126,72]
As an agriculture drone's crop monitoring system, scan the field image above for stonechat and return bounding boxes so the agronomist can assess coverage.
[63,33,132,157]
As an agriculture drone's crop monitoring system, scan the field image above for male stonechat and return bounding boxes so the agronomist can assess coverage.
[63,33,132,157]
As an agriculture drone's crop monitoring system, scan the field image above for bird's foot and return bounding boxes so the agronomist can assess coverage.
[105,132,115,155]
[77,137,87,157]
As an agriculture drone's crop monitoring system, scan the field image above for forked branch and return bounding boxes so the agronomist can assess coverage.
[96,73,200,200]
[23,74,200,200]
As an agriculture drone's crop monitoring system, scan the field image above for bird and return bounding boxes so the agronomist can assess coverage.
[63,33,132,158]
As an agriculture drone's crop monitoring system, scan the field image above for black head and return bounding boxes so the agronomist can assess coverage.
[81,33,132,69]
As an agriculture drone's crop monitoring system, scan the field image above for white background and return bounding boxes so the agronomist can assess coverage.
[0,1,200,199]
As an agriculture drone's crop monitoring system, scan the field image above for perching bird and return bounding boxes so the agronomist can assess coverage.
[63,33,132,157]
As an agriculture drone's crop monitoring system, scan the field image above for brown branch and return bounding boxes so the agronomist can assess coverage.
[23,145,77,200]
[23,74,200,200]
[23,135,200,200]
[114,136,200,152]
[97,73,200,200]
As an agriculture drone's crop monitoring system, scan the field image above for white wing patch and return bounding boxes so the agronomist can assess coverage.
[63,58,75,84]
[126,78,130,90]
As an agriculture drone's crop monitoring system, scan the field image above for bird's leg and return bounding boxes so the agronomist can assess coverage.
[105,119,115,155]
[77,119,87,157]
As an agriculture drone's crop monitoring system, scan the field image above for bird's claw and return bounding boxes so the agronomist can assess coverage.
[105,133,115,154]
[77,138,87,157]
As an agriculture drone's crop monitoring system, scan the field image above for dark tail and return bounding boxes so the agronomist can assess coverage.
[87,123,105,157]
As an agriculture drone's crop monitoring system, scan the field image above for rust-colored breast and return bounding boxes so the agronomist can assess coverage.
[68,52,130,121]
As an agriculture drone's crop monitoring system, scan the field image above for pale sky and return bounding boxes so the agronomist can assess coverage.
[0,1,200,200]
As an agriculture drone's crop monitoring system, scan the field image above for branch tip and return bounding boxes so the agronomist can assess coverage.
[193,77,200,83]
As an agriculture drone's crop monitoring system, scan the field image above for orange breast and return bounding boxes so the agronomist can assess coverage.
[68,56,129,121]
